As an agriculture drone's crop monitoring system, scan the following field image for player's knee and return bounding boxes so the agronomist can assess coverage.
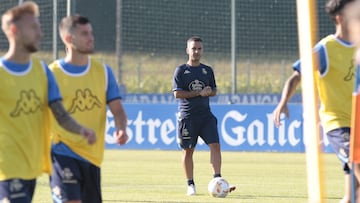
[209,143,220,151]
[183,148,194,156]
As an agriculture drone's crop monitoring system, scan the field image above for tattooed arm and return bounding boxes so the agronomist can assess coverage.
[49,100,96,144]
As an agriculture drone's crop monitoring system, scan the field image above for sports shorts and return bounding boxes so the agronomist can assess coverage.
[0,178,36,203]
[326,127,351,174]
[177,114,219,149]
[50,152,102,203]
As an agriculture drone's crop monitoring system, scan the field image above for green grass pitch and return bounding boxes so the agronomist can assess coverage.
[32,150,344,203]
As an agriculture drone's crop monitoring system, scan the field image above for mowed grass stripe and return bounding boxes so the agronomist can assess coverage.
[33,150,343,203]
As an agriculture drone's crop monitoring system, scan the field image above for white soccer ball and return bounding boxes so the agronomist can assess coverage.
[207,177,229,198]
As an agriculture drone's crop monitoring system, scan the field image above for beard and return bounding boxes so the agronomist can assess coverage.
[24,43,39,53]
[76,47,94,54]
[191,57,201,62]
[74,44,95,54]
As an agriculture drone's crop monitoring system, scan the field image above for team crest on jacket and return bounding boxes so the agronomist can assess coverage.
[189,80,204,91]
[202,68,207,75]
[10,89,43,117]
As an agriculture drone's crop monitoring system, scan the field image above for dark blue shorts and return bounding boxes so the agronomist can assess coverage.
[50,153,102,203]
[326,127,350,173]
[177,114,219,149]
[0,179,36,203]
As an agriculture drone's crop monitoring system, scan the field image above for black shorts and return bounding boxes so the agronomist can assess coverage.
[326,127,350,173]
[0,178,36,203]
[177,114,219,149]
[50,153,102,203]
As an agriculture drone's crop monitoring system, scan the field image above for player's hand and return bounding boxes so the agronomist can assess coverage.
[114,129,128,145]
[80,127,96,145]
[272,104,289,128]
[200,86,212,97]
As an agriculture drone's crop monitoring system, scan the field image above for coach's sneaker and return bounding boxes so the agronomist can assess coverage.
[186,184,196,196]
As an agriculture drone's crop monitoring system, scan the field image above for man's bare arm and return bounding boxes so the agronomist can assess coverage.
[279,71,301,105]
[173,90,200,99]
[108,99,127,132]
[174,86,216,98]
[273,71,301,127]
[49,100,83,133]
[108,99,128,145]
[49,100,96,144]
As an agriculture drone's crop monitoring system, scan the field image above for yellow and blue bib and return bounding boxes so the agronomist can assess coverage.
[317,35,355,133]
[0,58,51,180]
[49,58,107,167]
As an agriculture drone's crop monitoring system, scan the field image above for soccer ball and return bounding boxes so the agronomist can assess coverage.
[207,177,230,198]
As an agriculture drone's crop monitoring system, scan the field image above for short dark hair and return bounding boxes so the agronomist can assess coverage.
[187,36,202,44]
[59,14,90,34]
[325,0,355,22]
